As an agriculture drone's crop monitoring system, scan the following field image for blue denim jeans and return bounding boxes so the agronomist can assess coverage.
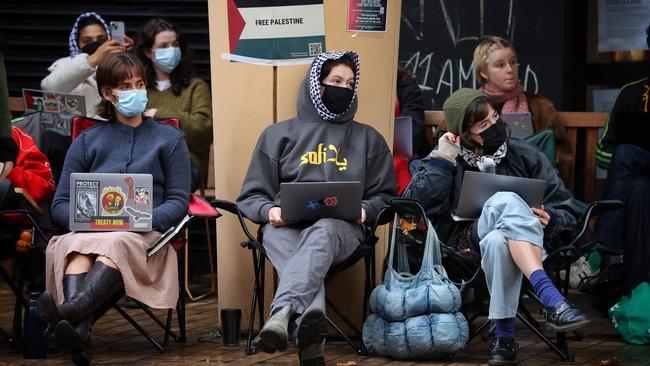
[476,192,544,319]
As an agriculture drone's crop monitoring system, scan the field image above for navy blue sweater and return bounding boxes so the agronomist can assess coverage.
[52,118,191,232]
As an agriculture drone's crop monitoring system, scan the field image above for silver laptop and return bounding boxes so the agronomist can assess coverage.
[280,181,363,221]
[393,116,414,158]
[502,112,533,139]
[452,171,546,221]
[69,173,153,232]
[23,88,87,120]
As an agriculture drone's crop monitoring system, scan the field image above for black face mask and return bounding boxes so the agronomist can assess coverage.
[321,84,354,114]
[81,41,102,56]
[479,119,507,155]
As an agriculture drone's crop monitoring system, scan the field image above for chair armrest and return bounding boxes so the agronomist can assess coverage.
[211,199,258,244]
[568,199,623,248]
[13,188,43,215]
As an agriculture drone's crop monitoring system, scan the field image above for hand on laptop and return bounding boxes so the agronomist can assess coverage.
[531,205,550,229]
[269,207,296,227]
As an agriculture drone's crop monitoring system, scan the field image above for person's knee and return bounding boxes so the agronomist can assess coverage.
[485,191,528,211]
[481,230,510,260]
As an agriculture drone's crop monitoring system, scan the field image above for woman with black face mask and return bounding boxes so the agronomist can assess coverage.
[237,51,396,365]
[41,12,133,119]
[404,88,588,366]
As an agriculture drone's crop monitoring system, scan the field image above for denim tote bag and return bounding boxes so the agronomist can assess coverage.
[363,214,469,360]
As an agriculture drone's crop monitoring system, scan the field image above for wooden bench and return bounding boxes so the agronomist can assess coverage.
[424,111,608,202]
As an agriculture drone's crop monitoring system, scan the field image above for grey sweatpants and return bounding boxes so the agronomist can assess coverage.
[476,192,545,319]
[262,218,365,315]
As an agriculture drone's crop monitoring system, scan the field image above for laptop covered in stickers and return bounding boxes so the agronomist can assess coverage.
[280,181,363,221]
[69,173,153,232]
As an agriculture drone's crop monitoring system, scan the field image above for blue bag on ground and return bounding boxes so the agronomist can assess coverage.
[363,213,469,360]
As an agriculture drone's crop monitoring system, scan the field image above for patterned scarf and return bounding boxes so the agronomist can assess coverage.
[68,12,111,58]
[308,51,360,121]
[480,84,529,113]
[459,142,508,172]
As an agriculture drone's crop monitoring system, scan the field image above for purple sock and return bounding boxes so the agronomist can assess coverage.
[494,318,515,340]
[530,269,565,308]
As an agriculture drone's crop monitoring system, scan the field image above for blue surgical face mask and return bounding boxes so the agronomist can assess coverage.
[112,89,148,117]
[154,47,182,74]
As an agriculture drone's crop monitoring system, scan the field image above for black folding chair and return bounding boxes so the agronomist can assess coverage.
[211,199,382,356]
[440,199,623,362]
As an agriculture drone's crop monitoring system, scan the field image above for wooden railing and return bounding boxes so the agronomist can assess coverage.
[423,111,608,202]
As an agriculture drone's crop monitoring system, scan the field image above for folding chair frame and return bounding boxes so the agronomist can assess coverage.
[212,199,379,356]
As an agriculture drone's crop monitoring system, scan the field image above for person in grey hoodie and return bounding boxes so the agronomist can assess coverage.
[237,51,396,365]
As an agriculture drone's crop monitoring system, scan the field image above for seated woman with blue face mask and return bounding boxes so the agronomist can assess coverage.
[37,52,191,366]
[135,18,212,192]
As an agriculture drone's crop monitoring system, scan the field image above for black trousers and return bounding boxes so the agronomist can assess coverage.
[595,144,650,294]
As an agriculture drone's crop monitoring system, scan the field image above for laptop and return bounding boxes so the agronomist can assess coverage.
[280,181,363,221]
[393,116,414,158]
[452,171,546,221]
[22,88,87,121]
[69,173,153,232]
[501,112,533,139]
[613,111,650,151]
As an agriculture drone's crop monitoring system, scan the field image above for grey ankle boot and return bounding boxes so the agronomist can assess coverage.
[255,305,296,353]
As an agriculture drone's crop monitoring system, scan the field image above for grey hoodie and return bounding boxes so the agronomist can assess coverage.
[237,51,396,226]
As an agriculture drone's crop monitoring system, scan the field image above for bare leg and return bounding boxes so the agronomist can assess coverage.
[65,253,95,275]
[507,239,544,279]
[95,256,118,269]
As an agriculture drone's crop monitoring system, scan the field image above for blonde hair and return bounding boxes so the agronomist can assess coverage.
[473,36,516,86]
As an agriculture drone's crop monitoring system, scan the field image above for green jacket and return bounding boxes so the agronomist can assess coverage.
[147,78,213,179]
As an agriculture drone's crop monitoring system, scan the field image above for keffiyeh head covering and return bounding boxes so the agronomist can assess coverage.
[308,51,360,121]
[459,142,508,172]
[68,12,111,57]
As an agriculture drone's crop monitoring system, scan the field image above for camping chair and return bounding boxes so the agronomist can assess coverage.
[70,116,222,352]
[211,199,383,356]
[434,199,622,361]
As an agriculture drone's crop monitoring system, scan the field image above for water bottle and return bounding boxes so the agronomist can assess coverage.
[23,291,48,359]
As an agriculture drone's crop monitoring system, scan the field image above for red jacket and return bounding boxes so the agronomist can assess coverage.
[7,127,56,206]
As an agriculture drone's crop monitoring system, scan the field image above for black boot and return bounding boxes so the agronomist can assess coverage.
[38,273,91,336]
[297,309,327,366]
[58,261,123,324]
[54,262,122,365]
[60,273,93,366]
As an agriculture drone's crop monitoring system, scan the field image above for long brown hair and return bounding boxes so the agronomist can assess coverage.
[134,18,193,96]
[95,52,146,120]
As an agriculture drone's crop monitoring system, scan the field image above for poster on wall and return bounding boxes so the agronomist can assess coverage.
[225,0,326,65]
[347,0,388,32]
[598,0,650,52]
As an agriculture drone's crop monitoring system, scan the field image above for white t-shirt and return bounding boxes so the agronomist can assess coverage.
[156,80,172,92]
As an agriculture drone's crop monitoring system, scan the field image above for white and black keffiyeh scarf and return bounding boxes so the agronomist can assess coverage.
[308,51,360,121]
[68,12,111,58]
[459,142,508,172]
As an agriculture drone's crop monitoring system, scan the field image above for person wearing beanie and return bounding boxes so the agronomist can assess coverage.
[405,88,588,365]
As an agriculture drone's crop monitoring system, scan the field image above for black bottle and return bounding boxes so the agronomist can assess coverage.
[23,291,47,359]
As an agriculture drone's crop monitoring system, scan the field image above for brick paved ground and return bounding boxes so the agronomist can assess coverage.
[1,282,649,365]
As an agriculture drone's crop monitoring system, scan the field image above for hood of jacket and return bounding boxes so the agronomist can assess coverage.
[68,12,111,57]
[296,51,360,124]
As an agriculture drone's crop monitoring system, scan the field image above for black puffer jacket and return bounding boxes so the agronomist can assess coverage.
[403,138,582,248]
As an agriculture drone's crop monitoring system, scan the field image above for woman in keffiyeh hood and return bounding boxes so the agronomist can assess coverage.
[40,12,132,119]
[404,88,587,365]
[236,51,396,365]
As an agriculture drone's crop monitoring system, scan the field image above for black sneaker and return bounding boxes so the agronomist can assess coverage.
[297,309,327,366]
[543,300,590,332]
[488,336,518,365]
